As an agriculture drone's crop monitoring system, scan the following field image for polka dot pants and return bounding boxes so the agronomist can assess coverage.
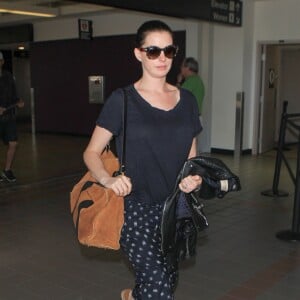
[120,200,178,300]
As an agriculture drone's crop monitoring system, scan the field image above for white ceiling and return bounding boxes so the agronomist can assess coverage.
[0,0,114,26]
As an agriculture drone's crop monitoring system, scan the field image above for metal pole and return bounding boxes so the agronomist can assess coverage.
[292,135,300,233]
[276,132,300,241]
[234,92,244,160]
[261,101,289,197]
[272,113,286,194]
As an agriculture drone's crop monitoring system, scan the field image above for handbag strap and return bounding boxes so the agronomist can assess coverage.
[119,88,128,174]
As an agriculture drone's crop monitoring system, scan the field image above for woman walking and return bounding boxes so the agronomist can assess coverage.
[83,20,202,300]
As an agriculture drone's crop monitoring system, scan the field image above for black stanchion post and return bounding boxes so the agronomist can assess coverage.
[292,138,300,233]
[276,132,300,241]
[261,101,289,197]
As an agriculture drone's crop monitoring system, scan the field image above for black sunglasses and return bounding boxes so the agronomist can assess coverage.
[139,45,178,59]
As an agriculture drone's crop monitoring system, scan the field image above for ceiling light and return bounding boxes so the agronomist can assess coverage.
[0,8,56,17]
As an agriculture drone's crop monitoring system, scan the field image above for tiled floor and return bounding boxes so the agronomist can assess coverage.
[1,125,300,300]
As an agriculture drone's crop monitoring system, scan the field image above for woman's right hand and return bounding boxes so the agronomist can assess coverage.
[83,126,132,196]
[101,175,132,197]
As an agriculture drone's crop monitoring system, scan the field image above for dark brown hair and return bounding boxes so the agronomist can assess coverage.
[135,20,174,48]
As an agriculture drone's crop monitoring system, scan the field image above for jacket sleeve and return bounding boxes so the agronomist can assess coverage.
[183,156,241,199]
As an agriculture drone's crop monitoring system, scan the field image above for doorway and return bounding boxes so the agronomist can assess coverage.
[279,45,300,144]
[257,43,300,153]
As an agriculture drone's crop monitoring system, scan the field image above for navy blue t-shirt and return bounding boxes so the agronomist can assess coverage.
[96,84,202,205]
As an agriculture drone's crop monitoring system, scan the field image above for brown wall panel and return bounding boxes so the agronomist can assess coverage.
[30,31,185,135]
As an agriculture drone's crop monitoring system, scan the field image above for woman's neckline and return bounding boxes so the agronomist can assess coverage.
[131,84,181,112]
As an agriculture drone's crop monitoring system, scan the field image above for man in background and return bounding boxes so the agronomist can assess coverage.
[177,57,205,153]
[0,51,24,182]
[177,57,205,115]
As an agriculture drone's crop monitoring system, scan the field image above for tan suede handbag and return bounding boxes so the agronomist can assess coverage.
[70,89,128,250]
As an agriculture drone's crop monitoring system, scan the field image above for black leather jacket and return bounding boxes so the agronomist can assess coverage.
[161,155,241,265]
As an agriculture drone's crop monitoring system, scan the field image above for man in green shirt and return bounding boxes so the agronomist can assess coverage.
[177,57,205,115]
[177,57,205,154]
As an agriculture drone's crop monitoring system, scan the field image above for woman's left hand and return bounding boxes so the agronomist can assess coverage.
[179,175,202,193]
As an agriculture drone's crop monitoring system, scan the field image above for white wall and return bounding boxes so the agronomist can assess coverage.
[241,1,255,151]
[198,23,214,153]
[33,10,245,152]
[34,11,187,42]
[254,0,300,42]
[249,0,300,153]
[209,0,300,152]
[25,0,300,152]
[33,1,300,153]
[210,24,244,150]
